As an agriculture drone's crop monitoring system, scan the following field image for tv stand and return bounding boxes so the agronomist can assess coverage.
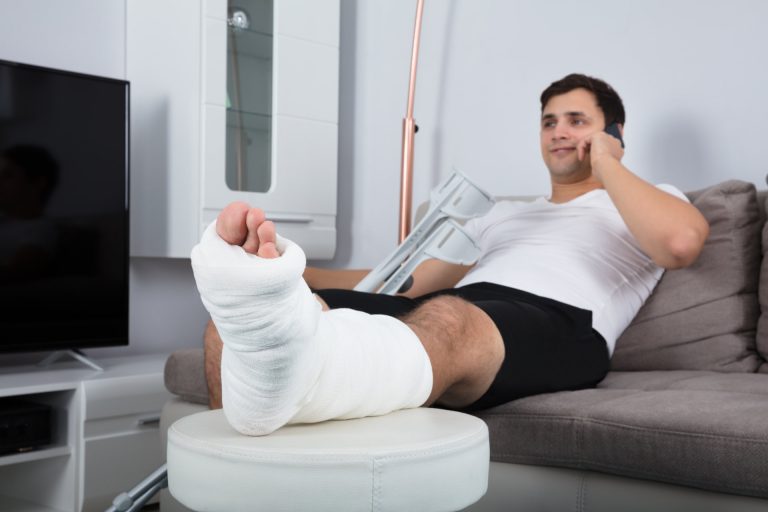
[0,353,172,511]
[37,349,104,372]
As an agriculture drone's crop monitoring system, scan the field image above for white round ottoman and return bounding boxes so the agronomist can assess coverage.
[167,408,489,512]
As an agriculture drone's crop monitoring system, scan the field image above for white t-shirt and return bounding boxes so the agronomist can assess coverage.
[455,184,688,356]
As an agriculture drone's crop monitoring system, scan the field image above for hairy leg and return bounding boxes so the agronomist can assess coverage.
[405,296,505,408]
[203,319,223,409]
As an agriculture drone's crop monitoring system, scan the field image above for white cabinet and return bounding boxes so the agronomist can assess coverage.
[128,0,339,259]
[0,354,172,511]
[126,0,203,260]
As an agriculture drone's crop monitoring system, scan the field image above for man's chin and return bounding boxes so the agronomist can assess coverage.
[547,165,591,184]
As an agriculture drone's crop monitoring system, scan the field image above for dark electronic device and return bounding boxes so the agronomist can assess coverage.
[604,122,625,148]
[0,59,129,353]
[0,398,53,454]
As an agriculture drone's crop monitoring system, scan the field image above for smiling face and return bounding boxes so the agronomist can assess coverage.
[540,88,606,184]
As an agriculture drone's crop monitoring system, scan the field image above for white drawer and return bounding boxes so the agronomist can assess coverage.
[83,373,171,421]
[84,410,162,440]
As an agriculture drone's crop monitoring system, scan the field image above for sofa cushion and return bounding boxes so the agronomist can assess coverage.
[599,369,768,394]
[164,348,209,405]
[612,180,763,372]
[475,372,768,499]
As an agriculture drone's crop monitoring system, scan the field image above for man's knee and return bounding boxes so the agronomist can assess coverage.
[405,296,501,355]
[405,295,504,377]
[405,296,505,407]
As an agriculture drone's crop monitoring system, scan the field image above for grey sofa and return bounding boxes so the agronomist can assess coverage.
[161,180,768,511]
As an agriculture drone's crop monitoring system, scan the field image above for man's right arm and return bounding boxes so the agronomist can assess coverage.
[303,267,371,291]
[400,259,473,298]
[305,258,472,296]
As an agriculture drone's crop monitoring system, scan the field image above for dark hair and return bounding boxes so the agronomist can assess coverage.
[540,73,625,126]
[2,145,59,202]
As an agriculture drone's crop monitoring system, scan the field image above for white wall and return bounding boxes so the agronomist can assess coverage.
[0,0,126,79]
[1,0,766,361]
[329,0,768,269]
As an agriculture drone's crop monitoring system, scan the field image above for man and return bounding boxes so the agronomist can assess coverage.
[192,74,709,436]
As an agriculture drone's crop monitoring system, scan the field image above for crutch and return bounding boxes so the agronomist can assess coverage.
[355,169,494,294]
[105,464,167,512]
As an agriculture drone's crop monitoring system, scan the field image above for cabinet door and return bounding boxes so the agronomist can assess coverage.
[201,0,339,258]
[128,0,338,258]
[81,363,170,511]
[127,0,203,258]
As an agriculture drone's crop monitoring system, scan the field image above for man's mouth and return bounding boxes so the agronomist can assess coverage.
[550,146,576,156]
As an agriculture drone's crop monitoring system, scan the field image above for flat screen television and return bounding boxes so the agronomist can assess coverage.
[0,59,129,353]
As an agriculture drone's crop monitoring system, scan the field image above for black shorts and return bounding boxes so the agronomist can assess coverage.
[315,282,610,411]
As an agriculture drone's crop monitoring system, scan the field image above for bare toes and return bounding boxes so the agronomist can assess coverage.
[256,221,279,259]
[242,208,266,255]
[217,202,250,245]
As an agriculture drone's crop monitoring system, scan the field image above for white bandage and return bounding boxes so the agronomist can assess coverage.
[191,222,433,435]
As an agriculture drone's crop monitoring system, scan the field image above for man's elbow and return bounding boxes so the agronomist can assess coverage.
[657,222,710,269]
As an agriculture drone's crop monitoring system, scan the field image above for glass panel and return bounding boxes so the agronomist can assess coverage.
[225,0,273,192]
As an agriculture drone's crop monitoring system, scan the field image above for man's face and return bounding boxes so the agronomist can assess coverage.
[540,88,606,183]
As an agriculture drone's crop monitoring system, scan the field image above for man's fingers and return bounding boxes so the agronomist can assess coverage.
[591,132,624,162]
[577,138,591,161]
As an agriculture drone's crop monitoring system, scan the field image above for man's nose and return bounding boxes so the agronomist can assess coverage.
[552,121,569,140]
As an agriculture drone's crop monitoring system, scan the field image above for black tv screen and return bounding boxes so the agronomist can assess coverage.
[0,59,129,353]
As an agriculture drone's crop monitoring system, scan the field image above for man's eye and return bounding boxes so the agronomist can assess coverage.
[572,119,585,126]
[542,121,555,129]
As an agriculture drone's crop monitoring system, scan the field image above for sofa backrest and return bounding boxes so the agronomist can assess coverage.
[756,189,768,374]
[612,180,766,373]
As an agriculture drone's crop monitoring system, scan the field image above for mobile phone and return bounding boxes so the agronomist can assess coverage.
[604,122,625,148]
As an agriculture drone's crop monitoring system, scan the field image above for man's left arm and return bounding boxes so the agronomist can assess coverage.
[586,133,710,269]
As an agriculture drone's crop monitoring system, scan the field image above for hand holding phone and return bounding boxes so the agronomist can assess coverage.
[604,122,625,148]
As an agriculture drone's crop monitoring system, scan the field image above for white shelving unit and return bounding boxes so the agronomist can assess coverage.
[0,353,172,512]
[127,0,340,260]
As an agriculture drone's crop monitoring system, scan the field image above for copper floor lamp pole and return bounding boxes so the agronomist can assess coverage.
[399,0,425,243]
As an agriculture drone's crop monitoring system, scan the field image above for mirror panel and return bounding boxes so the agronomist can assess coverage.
[225,0,273,192]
